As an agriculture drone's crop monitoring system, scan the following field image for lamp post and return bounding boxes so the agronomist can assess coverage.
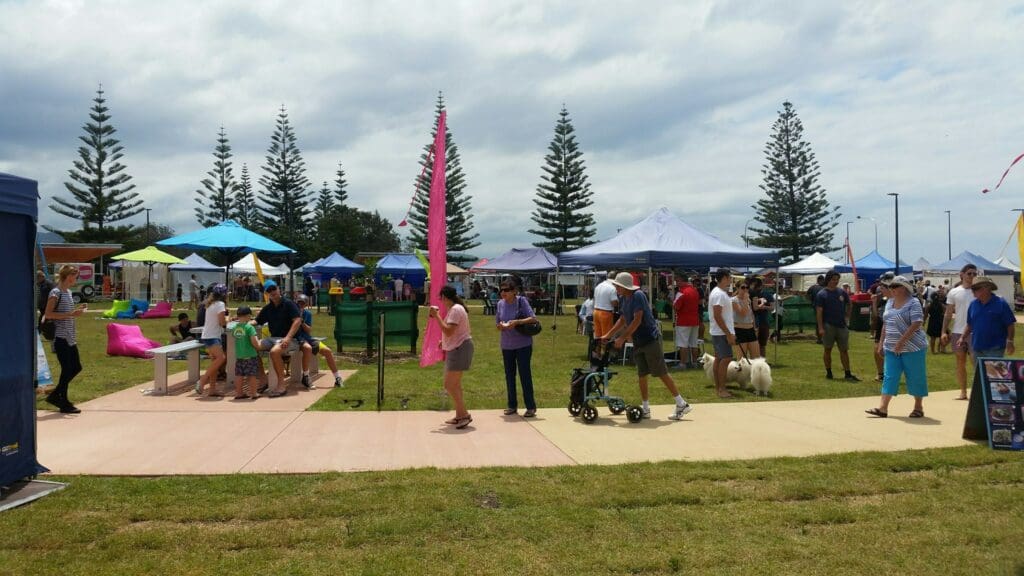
[944,210,951,260]
[743,218,753,248]
[845,220,853,264]
[888,193,900,275]
[856,215,878,251]
[144,208,152,244]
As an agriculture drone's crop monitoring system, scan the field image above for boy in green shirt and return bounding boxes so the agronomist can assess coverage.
[231,306,263,399]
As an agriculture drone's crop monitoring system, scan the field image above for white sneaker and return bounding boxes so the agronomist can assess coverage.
[641,407,652,419]
[334,376,344,388]
[668,403,693,421]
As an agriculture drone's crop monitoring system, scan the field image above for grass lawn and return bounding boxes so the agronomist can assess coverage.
[2,445,1022,575]
[41,302,982,412]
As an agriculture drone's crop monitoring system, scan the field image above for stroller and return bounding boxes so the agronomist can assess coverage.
[568,340,643,424]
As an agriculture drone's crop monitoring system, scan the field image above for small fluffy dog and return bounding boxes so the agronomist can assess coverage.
[699,352,743,383]
[748,358,773,396]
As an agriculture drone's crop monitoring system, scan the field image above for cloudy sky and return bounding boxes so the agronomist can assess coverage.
[3,0,1024,266]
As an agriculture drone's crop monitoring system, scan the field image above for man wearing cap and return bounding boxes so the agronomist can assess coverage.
[941,264,977,399]
[605,272,692,420]
[672,270,700,368]
[708,269,736,398]
[296,294,344,388]
[816,271,860,381]
[255,280,314,396]
[961,276,1016,359]
[592,271,619,340]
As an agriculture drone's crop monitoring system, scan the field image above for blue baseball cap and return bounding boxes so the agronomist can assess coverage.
[263,279,278,290]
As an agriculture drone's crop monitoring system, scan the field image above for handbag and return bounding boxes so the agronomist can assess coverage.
[515,296,543,336]
[40,319,56,341]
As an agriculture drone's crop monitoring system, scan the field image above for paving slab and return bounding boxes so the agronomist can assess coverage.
[526,389,975,465]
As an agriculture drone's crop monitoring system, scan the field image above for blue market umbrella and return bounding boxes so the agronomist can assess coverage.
[157,219,294,288]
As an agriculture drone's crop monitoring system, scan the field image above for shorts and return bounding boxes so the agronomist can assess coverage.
[882,349,928,397]
[235,357,260,377]
[445,339,474,372]
[873,321,882,343]
[200,338,222,348]
[974,347,1005,358]
[674,325,699,348]
[711,335,733,358]
[634,337,669,378]
[950,333,973,355]
[261,337,303,354]
[735,327,757,344]
[593,309,614,339]
[823,324,850,351]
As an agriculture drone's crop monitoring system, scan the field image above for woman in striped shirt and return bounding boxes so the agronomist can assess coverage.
[43,265,87,414]
[866,276,928,419]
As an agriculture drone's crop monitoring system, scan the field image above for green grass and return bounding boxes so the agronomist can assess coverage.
[41,304,981,412]
[2,445,1022,575]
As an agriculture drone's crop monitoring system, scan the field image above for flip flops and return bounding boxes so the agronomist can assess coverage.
[865,408,888,418]
[455,415,473,429]
[909,409,924,418]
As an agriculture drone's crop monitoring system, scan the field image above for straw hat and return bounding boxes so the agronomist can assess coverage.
[971,276,998,291]
[610,272,639,291]
[887,275,914,292]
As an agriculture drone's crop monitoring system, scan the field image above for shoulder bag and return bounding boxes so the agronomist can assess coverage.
[515,296,543,336]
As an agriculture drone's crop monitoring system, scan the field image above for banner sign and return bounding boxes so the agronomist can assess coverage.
[963,357,1024,450]
[36,333,52,387]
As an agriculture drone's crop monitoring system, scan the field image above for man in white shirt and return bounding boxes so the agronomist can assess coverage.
[708,269,736,398]
[941,264,978,400]
[592,271,619,339]
[394,277,404,301]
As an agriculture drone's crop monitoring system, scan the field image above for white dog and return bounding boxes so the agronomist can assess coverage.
[748,358,773,396]
[699,352,743,384]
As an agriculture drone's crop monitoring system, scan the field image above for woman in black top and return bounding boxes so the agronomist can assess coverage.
[923,285,947,354]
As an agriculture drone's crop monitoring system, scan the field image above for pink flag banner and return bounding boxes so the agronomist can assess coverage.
[982,152,1024,193]
[420,111,447,367]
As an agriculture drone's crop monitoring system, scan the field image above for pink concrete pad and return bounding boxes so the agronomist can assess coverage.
[241,411,575,473]
[37,410,299,475]
[78,370,354,412]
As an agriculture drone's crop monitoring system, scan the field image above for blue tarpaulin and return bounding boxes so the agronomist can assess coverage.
[475,247,560,272]
[375,253,427,287]
[559,208,780,269]
[834,250,913,289]
[0,172,48,485]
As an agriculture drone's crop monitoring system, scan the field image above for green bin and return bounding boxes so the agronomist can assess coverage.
[850,300,873,331]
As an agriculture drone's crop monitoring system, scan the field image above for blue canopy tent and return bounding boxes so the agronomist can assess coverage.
[925,251,1015,295]
[834,250,912,290]
[0,173,48,487]
[157,219,294,288]
[308,252,364,280]
[375,253,427,288]
[559,208,780,269]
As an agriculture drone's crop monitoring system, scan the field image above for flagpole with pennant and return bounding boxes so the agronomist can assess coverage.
[420,110,447,367]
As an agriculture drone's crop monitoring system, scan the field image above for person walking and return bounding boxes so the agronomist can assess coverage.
[816,271,860,381]
[196,284,228,397]
[188,274,199,311]
[923,285,947,354]
[430,285,474,429]
[732,282,760,359]
[36,269,55,329]
[866,276,928,419]
[592,271,619,340]
[749,276,773,357]
[961,276,1016,358]
[495,280,539,417]
[672,271,700,368]
[941,264,977,400]
[709,269,736,398]
[605,272,692,420]
[42,265,86,413]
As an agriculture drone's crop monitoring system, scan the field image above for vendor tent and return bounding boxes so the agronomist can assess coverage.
[834,250,912,290]
[170,253,225,301]
[375,253,426,288]
[447,262,468,275]
[476,247,559,272]
[309,252,364,277]
[778,252,841,292]
[559,208,779,269]
[230,253,289,276]
[913,257,931,273]
[925,251,1015,295]
[994,256,1020,273]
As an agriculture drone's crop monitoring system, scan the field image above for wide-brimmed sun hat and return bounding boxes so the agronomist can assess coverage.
[610,272,639,291]
[887,275,914,292]
[971,276,998,291]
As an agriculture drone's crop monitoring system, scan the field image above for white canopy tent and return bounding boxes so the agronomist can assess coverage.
[169,253,225,302]
[229,253,289,276]
[778,252,845,291]
[995,256,1020,273]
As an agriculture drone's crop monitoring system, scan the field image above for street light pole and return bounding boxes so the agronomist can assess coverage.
[944,210,951,260]
[743,218,753,248]
[856,215,879,251]
[888,193,900,275]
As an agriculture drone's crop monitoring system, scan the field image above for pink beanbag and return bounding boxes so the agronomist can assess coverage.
[106,323,162,359]
[141,301,172,319]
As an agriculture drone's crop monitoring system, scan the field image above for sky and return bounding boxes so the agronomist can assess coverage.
[3,0,1024,267]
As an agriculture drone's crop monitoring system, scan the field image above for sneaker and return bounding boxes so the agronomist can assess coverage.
[668,403,693,420]
[301,374,311,390]
[258,383,269,394]
[844,374,861,382]
[523,409,536,418]
[334,375,344,388]
[59,403,81,414]
[194,380,202,394]
[641,407,652,419]
[825,372,834,380]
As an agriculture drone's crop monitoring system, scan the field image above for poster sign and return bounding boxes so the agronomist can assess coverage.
[36,333,52,388]
[963,357,1024,450]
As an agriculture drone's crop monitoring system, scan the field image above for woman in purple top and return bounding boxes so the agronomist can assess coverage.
[495,280,540,417]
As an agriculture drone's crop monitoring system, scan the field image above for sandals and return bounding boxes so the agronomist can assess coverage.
[909,409,924,418]
[444,416,460,425]
[455,415,473,429]
[865,408,888,418]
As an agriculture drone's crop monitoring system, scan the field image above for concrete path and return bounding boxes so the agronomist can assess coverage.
[36,371,976,475]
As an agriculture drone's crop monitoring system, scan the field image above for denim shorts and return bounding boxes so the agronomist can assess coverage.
[712,335,733,358]
[200,338,222,349]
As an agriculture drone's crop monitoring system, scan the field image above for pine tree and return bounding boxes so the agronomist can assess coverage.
[49,85,142,236]
[407,93,480,255]
[334,163,349,210]
[313,181,335,239]
[234,164,258,228]
[749,102,840,263]
[194,126,238,226]
[529,106,596,253]
[257,105,313,251]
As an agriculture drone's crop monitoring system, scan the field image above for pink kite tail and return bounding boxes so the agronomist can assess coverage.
[420,111,448,367]
[982,152,1024,193]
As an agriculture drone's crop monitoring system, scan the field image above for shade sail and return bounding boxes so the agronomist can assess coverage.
[926,251,1013,275]
[778,252,840,275]
[559,208,779,269]
[157,219,293,254]
[111,246,187,265]
[309,252,364,275]
[476,247,559,272]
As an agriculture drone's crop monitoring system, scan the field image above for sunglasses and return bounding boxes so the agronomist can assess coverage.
[965,272,978,276]
[738,285,748,290]
[500,288,512,293]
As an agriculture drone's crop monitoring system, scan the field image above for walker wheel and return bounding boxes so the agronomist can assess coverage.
[625,405,643,423]
[568,401,583,417]
[608,399,626,414]
[581,405,598,423]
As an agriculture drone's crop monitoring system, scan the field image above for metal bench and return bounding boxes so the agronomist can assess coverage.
[147,340,206,395]
[224,324,319,391]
